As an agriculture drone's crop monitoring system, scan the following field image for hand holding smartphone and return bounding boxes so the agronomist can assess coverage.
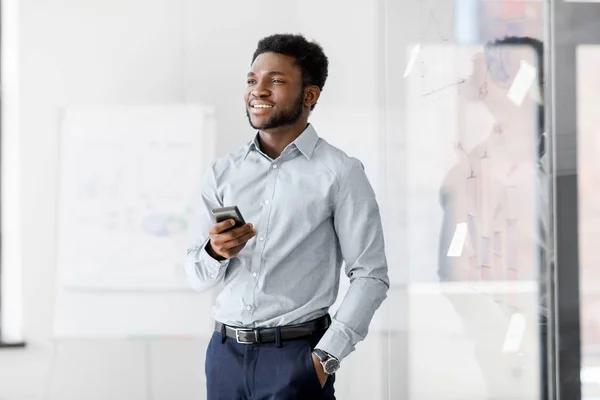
[206,206,255,260]
[211,206,246,232]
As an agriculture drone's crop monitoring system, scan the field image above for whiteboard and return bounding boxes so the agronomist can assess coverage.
[54,104,217,337]
[56,104,215,290]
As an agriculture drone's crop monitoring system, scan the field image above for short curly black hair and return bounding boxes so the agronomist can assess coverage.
[252,34,329,110]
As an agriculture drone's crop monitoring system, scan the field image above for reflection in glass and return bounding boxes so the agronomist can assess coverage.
[397,31,548,396]
[437,37,547,399]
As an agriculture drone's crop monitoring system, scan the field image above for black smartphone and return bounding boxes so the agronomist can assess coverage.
[211,206,246,231]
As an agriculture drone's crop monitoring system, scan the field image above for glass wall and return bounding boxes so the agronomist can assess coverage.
[551,2,600,399]
[578,44,600,399]
[575,12,600,400]
[382,1,549,398]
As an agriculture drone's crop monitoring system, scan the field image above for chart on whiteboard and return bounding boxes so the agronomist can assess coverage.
[56,105,215,290]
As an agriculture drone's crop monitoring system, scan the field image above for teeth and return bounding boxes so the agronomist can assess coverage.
[253,104,273,108]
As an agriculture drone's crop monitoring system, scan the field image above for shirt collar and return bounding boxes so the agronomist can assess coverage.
[243,124,319,160]
[243,135,261,160]
[291,124,319,160]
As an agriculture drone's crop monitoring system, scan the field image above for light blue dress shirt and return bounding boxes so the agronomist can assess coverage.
[185,124,389,362]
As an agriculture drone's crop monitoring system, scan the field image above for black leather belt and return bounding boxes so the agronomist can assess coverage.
[215,314,331,344]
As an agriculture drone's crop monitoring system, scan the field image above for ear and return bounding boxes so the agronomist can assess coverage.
[304,85,321,108]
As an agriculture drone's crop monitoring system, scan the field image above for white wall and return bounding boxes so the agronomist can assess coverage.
[0,0,386,398]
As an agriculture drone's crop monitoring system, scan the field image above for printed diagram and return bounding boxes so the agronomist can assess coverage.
[60,133,206,289]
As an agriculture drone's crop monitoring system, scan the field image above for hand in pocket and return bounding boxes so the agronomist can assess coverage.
[311,353,328,388]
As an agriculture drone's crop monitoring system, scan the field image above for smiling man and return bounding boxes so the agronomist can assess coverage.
[185,33,389,400]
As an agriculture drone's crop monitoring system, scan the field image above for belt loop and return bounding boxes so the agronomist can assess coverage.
[220,324,227,344]
[275,327,282,348]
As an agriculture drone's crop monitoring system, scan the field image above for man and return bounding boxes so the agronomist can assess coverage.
[438,36,548,399]
[185,33,389,399]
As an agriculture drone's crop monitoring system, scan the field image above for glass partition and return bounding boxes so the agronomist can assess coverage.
[382,1,549,398]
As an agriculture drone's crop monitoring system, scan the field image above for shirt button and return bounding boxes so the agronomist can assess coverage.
[252,272,257,278]
[264,200,270,205]
[272,164,278,169]
[246,305,252,311]
[259,236,265,242]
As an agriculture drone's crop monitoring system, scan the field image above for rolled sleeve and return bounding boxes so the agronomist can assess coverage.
[184,164,230,292]
[185,238,230,292]
[316,159,389,363]
[199,239,228,271]
[315,320,357,361]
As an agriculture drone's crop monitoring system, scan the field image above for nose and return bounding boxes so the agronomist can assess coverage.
[251,80,270,98]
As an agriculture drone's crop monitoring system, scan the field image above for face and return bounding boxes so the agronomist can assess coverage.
[463,44,533,104]
[245,52,308,131]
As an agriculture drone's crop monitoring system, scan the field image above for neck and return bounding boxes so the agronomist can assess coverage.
[258,119,309,159]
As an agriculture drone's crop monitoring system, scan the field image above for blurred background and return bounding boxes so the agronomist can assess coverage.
[0,0,598,399]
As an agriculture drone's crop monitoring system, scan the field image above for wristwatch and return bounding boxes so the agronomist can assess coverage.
[312,349,340,375]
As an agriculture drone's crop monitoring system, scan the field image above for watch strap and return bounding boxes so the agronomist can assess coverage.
[313,348,340,375]
[312,348,330,362]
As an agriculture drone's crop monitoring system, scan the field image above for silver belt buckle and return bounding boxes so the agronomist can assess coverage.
[235,329,259,344]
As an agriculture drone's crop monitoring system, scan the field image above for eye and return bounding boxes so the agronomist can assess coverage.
[272,79,284,84]
[247,79,256,85]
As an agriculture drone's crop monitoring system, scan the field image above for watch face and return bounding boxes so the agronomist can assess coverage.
[323,358,340,374]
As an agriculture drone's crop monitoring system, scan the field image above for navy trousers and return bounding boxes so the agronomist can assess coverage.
[205,328,336,400]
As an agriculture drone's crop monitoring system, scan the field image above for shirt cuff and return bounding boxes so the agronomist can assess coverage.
[315,323,355,363]
[199,238,229,271]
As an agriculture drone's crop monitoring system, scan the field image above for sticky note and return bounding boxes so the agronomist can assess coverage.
[528,80,543,104]
[447,223,467,257]
[404,44,422,78]
[502,313,526,353]
[507,60,537,106]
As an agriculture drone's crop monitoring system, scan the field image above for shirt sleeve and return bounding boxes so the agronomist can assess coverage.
[184,163,230,292]
[315,159,390,362]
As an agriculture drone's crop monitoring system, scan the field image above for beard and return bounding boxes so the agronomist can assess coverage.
[246,91,304,131]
